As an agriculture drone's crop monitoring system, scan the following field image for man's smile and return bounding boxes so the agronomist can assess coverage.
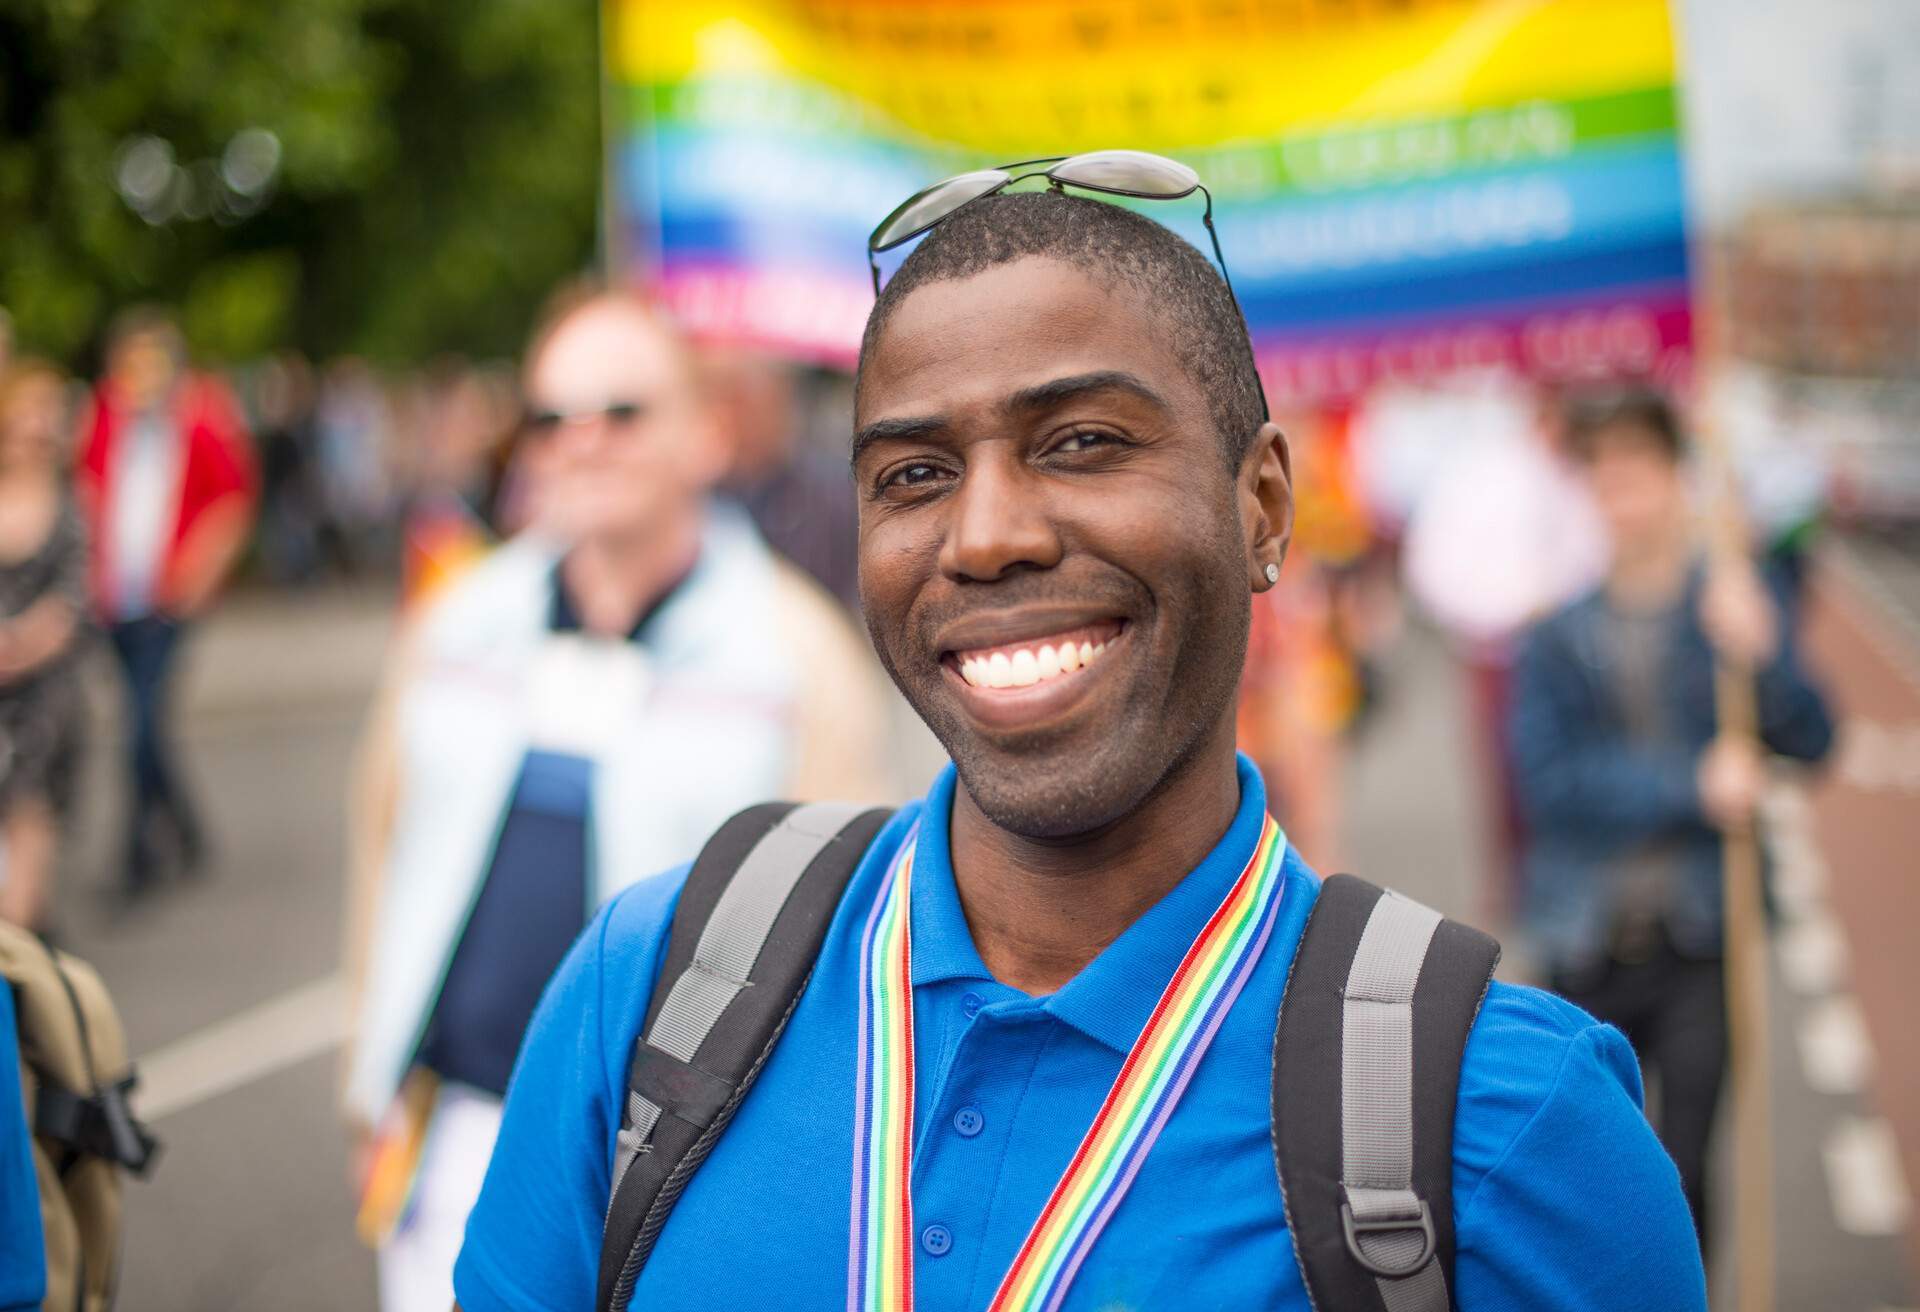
[935,611,1131,729]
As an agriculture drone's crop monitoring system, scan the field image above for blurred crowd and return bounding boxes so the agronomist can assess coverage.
[0,278,1851,1306]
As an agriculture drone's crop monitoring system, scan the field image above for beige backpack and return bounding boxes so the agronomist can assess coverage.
[0,922,158,1312]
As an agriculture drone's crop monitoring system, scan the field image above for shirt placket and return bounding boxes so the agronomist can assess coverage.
[909,989,1055,1309]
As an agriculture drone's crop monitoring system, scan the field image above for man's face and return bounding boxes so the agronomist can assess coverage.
[855,256,1287,839]
[519,301,722,543]
[111,333,180,412]
[1583,424,1684,553]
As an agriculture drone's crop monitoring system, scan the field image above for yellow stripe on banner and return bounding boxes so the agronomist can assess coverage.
[611,0,1676,152]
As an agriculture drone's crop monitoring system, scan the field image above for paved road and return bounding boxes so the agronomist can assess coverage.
[44,567,1917,1310]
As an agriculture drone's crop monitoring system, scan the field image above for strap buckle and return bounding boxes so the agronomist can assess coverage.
[34,1076,160,1176]
[1340,1196,1436,1279]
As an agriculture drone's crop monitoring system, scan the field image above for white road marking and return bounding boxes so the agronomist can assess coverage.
[1825,1117,1913,1237]
[1797,995,1874,1096]
[1778,909,1849,997]
[1769,842,1829,923]
[134,974,348,1122]
[1764,780,1916,1254]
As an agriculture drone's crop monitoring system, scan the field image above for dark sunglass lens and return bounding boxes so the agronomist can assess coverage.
[1051,149,1199,197]
[871,169,1010,252]
[603,402,643,427]
[523,410,563,435]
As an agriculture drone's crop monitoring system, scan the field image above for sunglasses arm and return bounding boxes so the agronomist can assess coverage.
[1197,186,1270,422]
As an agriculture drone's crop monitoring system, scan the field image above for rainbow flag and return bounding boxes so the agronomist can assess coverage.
[606,0,1691,406]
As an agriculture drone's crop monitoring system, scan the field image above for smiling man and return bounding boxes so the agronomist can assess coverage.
[454,189,1706,1312]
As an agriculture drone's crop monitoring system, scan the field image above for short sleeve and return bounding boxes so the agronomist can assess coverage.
[454,865,688,1312]
[1452,1001,1706,1312]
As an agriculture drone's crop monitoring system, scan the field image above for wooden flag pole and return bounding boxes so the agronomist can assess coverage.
[1693,354,1775,1312]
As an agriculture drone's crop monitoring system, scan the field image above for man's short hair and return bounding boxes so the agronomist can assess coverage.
[857,190,1267,464]
[107,304,185,364]
[1565,387,1685,464]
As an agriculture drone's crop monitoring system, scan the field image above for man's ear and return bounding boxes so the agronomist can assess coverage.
[1240,422,1293,591]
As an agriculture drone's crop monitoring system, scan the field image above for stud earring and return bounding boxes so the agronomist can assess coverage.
[1264,563,1280,585]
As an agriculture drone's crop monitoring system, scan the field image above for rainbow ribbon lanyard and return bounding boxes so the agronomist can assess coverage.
[849,815,1289,1312]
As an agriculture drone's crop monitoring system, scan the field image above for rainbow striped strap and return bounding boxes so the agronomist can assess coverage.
[850,832,919,1312]
[849,817,1290,1312]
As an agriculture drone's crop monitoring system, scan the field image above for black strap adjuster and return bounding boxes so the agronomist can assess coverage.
[1340,1196,1437,1279]
[34,1076,160,1176]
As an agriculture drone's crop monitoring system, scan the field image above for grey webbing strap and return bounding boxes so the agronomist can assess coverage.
[611,801,866,1193]
[1341,890,1449,1312]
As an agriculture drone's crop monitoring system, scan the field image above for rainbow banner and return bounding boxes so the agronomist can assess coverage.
[607,0,1691,406]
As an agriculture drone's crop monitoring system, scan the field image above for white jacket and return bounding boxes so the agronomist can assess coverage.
[343,504,890,1124]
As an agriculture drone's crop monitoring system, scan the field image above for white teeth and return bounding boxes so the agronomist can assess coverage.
[957,632,1118,690]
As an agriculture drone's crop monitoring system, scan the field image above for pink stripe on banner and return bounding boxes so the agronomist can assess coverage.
[652,264,870,369]
[1256,288,1693,408]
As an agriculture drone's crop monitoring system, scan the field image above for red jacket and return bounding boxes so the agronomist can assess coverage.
[75,373,259,617]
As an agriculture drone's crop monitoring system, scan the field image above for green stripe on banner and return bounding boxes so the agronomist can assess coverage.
[626,81,1678,199]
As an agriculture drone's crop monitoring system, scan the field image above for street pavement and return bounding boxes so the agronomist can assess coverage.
[42,556,1919,1310]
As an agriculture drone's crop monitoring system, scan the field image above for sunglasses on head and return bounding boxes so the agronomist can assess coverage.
[867,148,1267,422]
[521,400,647,438]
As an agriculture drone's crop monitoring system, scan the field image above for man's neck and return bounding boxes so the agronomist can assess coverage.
[1606,516,1693,612]
[947,726,1242,997]
[560,512,701,638]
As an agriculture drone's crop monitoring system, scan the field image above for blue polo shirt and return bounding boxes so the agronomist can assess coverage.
[456,758,1705,1311]
[2,986,46,1312]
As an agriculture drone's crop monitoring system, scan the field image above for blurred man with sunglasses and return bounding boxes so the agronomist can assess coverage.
[456,162,1704,1312]
[341,285,894,1312]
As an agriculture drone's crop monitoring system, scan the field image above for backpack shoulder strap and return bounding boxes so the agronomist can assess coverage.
[1272,874,1500,1312]
[596,800,895,1312]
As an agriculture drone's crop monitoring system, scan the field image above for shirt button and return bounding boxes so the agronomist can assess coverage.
[952,1106,984,1138]
[961,992,984,1018]
[920,1224,953,1257]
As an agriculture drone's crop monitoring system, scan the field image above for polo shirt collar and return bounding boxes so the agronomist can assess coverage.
[908,754,1278,1055]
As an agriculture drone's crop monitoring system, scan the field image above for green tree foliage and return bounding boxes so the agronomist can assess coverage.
[0,0,599,366]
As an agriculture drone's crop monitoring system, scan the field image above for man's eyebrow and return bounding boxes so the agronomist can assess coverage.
[1006,370,1172,417]
[851,414,948,465]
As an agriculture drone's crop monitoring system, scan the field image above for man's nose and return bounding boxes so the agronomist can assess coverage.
[549,412,615,456]
[937,456,1063,583]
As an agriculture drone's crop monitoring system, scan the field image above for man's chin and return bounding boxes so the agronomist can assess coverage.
[942,725,1152,842]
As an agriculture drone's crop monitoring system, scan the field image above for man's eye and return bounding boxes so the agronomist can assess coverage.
[1053,429,1117,454]
[883,463,945,489]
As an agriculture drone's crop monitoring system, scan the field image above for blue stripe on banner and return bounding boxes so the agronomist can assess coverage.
[1185,138,1689,290]
[627,127,926,243]
[1234,234,1691,330]
[634,126,1689,339]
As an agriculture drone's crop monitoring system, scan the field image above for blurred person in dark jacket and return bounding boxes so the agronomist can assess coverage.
[708,349,862,614]
[0,361,88,933]
[75,308,258,900]
[1510,389,1833,1254]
